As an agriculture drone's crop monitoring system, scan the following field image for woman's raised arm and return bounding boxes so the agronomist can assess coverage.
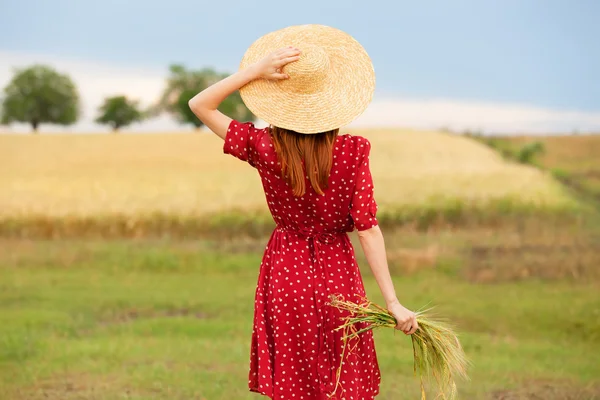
[188,47,300,139]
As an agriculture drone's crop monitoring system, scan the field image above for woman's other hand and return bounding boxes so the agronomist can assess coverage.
[387,300,419,335]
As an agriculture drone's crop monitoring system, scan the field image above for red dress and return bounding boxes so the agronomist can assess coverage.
[224,120,381,400]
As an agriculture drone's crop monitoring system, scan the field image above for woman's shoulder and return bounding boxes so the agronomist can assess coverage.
[229,120,270,135]
[228,120,271,146]
[336,133,372,153]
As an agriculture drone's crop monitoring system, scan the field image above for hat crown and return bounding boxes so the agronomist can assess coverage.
[240,24,375,134]
[279,45,330,94]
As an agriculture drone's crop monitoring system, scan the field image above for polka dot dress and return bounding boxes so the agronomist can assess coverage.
[224,120,381,399]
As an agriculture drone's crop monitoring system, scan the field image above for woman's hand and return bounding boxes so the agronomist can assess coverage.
[187,47,300,140]
[387,300,419,335]
[251,46,301,80]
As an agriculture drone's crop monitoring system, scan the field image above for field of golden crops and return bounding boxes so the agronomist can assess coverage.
[0,128,575,218]
[500,134,600,201]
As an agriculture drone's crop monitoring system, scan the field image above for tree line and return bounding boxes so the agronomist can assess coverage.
[0,64,254,132]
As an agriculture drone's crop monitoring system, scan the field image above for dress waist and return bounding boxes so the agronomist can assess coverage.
[275,226,346,244]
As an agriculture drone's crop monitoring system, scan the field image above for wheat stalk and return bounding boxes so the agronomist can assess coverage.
[328,294,470,399]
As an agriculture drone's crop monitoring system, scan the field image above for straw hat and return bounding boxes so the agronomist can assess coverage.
[239,24,375,134]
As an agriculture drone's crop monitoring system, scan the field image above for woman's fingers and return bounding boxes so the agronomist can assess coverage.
[408,323,418,335]
[276,56,301,67]
[266,48,300,71]
[277,49,301,59]
[389,304,419,334]
[276,46,297,54]
[398,319,410,332]
[394,316,405,329]
[269,72,289,80]
[406,316,419,335]
[398,315,418,335]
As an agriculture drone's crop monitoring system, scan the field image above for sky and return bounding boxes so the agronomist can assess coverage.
[1,0,599,134]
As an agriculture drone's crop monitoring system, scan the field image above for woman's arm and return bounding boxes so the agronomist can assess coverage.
[357,225,419,335]
[188,47,301,140]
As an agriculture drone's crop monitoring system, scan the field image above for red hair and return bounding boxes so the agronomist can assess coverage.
[270,126,338,197]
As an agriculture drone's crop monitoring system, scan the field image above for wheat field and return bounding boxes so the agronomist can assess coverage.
[0,128,574,218]
[1,131,599,399]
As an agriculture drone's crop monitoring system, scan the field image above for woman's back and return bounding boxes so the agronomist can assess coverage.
[224,119,382,399]
[224,120,378,234]
[187,24,419,398]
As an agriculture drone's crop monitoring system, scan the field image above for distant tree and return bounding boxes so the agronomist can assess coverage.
[95,96,143,132]
[154,64,254,129]
[517,141,545,164]
[1,64,79,132]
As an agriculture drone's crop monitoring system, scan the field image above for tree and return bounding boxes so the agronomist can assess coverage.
[96,96,143,132]
[155,64,254,129]
[516,141,545,165]
[1,64,79,132]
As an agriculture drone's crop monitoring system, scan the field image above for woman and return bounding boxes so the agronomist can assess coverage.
[189,24,418,400]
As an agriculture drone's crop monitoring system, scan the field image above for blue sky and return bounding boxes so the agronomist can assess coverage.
[1,0,599,133]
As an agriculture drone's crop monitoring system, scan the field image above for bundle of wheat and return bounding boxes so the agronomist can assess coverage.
[328,294,470,399]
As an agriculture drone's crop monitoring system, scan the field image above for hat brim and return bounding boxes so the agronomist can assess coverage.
[239,24,375,134]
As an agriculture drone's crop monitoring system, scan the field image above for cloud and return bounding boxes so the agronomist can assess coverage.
[357,98,600,134]
[1,51,599,134]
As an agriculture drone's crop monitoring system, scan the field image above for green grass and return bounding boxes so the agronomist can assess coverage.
[1,234,599,399]
[0,197,589,240]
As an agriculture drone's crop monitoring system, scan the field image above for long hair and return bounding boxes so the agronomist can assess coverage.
[270,126,339,197]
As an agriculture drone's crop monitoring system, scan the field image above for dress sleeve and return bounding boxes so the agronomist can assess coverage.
[350,138,379,231]
[223,119,262,167]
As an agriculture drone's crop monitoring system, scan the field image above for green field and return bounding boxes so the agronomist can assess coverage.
[1,228,599,400]
[1,131,600,399]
